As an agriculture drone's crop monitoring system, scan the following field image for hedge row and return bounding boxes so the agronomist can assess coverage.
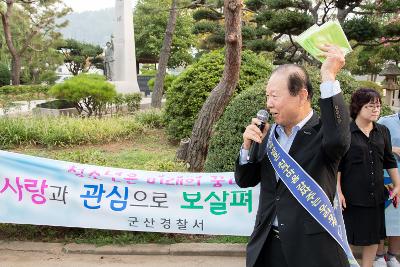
[0,85,50,96]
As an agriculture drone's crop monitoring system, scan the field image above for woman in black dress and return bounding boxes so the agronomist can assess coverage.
[337,88,400,267]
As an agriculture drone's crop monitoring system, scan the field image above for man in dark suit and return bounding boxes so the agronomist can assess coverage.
[235,44,351,267]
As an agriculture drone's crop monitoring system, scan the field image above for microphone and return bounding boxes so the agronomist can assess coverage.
[247,109,269,163]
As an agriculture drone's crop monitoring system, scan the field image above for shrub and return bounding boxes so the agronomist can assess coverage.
[0,85,50,111]
[164,49,273,141]
[0,95,17,115]
[381,104,395,117]
[49,74,116,117]
[140,68,157,76]
[0,62,10,86]
[124,93,142,113]
[39,71,58,85]
[107,93,141,115]
[205,66,361,172]
[0,84,50,98]
[147,74,176,94]
[134,109,165,128]
[205,79,267,172]
[110,93,126,114]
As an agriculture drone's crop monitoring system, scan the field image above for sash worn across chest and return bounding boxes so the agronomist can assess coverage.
[266,124,359,267]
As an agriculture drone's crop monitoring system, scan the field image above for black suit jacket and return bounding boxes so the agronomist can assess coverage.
[235,93,351,267]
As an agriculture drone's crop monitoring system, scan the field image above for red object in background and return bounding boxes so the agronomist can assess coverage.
[393,195,398,208]
[389,190,398,208]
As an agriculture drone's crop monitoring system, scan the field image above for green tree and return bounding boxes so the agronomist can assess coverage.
[345,42,400,81]
[179,0,243,171]
[21,35,64,84]
[0,0,71,85]
[49,74,116,117]
[344,8,400,80]
[191,1,275,53]
[56,39,103,76]
[151,0,178,108]
[193,0,400,64]
[0,8,63,85]
[134,0,195,68]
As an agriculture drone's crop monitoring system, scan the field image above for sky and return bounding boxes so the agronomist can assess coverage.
[62,0,137,13]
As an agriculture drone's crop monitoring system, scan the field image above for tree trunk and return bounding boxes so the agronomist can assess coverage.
[151,0,178,108]
[176,137,190,161]
[1,1,21,85]
[183,0,243,172]
[11,57,21,85]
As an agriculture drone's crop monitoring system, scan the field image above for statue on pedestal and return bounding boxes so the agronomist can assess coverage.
[104,35,114,81]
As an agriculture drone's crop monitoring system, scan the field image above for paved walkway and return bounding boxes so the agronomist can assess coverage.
[0,97,162,116]
[0,241,245,257]
[2,240,400,265]
[0,240,373,259]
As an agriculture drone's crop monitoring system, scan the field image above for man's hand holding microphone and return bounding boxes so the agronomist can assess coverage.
[243,110,270,163]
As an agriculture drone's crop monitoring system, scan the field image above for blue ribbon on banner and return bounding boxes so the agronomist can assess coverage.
[266,124,359,267]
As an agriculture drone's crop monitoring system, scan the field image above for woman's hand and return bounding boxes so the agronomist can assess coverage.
[338,191,347,210]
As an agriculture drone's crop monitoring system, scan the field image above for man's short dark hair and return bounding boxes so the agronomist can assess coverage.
[350,88,381,120]
[272,64,313,100]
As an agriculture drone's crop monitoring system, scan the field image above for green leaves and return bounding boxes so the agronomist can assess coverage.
[343,17,382,43]
[56,39,103,75]
[192,21,221,34]
[246,39,276,52]
[245,0,268,11]
[0,62,10,86]
[49,74,117,117]
[134,0,195,68]
[383,22,400,38]
[193,9,222,21]
[266,10,313,35]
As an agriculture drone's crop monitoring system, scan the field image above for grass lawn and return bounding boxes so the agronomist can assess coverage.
[2,128,248,245]
[12,128,184,171]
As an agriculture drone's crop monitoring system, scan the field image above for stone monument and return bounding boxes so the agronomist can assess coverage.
[111,0,140,94]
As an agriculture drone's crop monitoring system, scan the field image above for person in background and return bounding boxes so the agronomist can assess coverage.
[373,111,400,267]
[337,89,400,267]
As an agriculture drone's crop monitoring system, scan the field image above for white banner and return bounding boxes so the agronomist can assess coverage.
[0,150,259,236]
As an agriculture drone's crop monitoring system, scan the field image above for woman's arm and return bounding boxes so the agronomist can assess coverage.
[387,168,400,198]
[337,171,346,209]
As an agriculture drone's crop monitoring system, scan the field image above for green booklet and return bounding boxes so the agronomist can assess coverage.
[295,20,352,62]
